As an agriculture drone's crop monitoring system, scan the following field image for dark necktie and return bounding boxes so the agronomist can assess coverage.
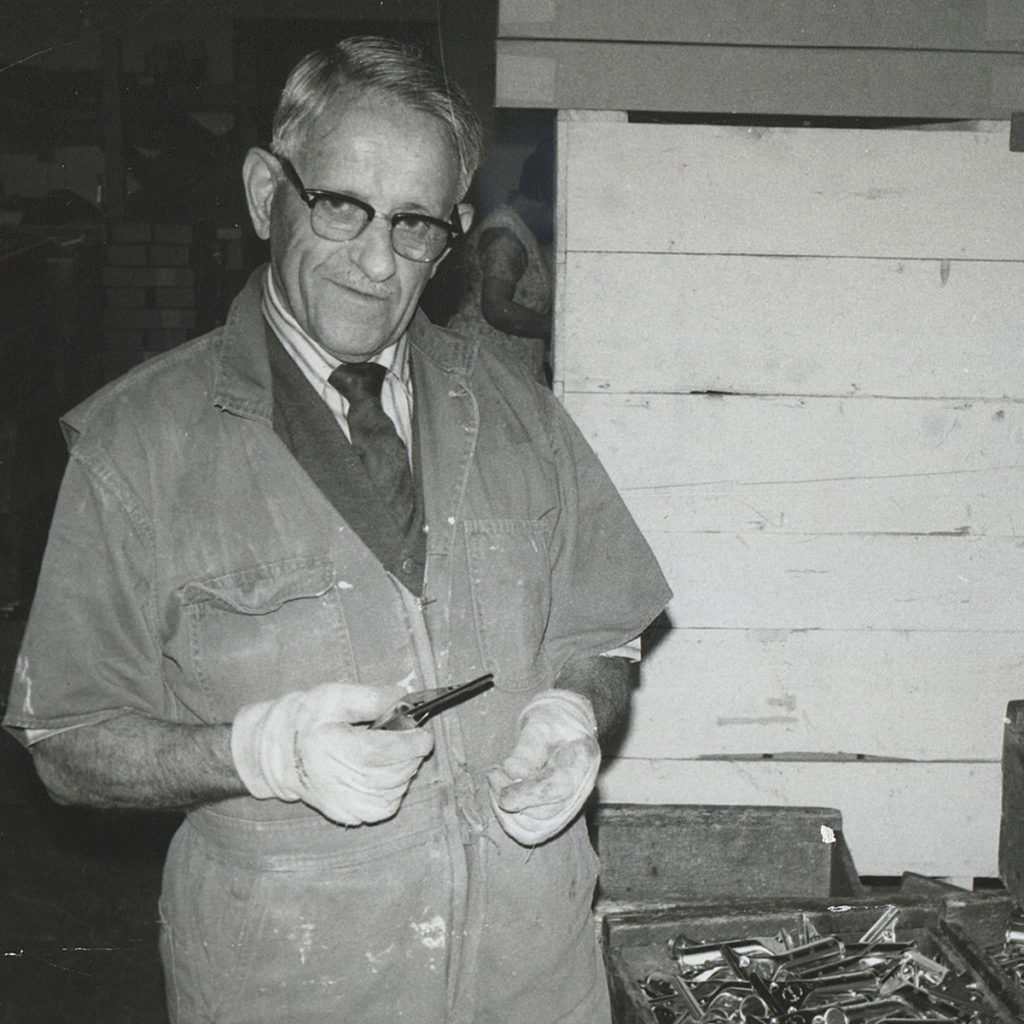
[328,361,416,533]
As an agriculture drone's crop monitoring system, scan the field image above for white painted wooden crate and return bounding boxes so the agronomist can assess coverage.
[556,115,1024,879]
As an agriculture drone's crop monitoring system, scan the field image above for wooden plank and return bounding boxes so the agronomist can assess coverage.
[596,760,1001,877]
[622,471,1024,539]
[497,40,1024,119]
[499,0,1024,51]
[563,394,1024,512]
[592,804,849,903]
[561,254,1024,398]
[627,629,1024,761]
[564,394,1024,537]
[646,531,1024,632]
[561,122,1024,259]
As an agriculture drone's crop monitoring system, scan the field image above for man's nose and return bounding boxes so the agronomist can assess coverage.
[350,216,397,282]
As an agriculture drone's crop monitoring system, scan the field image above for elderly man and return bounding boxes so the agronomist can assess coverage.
[4,37,670,1024]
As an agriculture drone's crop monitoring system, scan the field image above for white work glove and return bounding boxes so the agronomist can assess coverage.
[486,689,600,846]
[230,683,434,826]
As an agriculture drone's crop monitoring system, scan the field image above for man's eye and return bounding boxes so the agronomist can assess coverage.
[395,215,435,240]
[316,195,366,220]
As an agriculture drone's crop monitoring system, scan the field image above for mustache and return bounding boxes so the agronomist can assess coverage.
[330,273,395,300]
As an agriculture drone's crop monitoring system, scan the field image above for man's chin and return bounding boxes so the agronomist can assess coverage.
[315,319,399,362]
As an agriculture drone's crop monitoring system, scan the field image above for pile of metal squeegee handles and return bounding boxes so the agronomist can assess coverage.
[634,904,1010,1024]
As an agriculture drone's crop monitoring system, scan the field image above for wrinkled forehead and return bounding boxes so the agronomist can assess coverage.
[299,86,461,186]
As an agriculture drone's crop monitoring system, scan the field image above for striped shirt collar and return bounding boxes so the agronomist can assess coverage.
[260,266,412,442]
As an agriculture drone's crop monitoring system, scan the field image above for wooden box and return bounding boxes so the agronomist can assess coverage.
[999,700,1024,902]
[592,804,862,908]
[977,698,1024,1014]
[603,890,1019,1024]
[593,803,1020,1023]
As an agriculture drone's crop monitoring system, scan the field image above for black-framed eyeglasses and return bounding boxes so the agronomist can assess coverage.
[277,156,462,263]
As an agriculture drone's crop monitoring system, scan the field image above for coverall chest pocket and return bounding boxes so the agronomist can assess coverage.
[464,519,551,692]
[177,557,352,719]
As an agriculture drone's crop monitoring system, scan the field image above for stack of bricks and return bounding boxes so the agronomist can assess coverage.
[102,223,197,377]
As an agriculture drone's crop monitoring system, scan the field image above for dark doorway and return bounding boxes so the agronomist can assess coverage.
[234,18,440,150]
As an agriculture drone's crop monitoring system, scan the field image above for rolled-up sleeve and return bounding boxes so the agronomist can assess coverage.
[3,443,169,744]
[541,400,672,679]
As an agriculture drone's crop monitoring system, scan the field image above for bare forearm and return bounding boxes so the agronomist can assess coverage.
[552,655,634,746]
[480,276,551,340]
[482,298,551,340]
[32,712,244,811]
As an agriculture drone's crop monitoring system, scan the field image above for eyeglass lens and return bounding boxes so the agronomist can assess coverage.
[308,194,452,262]
[279,156,455,262]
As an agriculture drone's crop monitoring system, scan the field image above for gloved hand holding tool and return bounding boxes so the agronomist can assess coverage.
[231,674,494,827]
[487,689,600,846]
[230,682,435,826]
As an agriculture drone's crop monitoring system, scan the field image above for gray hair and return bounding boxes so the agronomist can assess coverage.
[271,36,483,198]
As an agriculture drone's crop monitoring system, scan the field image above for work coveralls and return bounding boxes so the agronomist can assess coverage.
[5,270,671,1023]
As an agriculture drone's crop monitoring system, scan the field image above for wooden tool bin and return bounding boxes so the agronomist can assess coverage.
[973,698,1024,1017]
[592,804,1020,1023]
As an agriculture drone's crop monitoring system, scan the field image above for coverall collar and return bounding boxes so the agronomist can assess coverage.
[213,266,478,423]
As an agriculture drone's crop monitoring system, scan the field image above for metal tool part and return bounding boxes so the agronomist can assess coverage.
[858,907,900,945]
[368,673,494,730]
[638,907,1003,1024]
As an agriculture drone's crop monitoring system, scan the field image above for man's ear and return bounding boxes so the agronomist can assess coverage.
[242,148,279,241]
[456,202,474,235]
[430,203,475,278]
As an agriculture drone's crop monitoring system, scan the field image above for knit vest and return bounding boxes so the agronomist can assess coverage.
[265,325,427,595]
